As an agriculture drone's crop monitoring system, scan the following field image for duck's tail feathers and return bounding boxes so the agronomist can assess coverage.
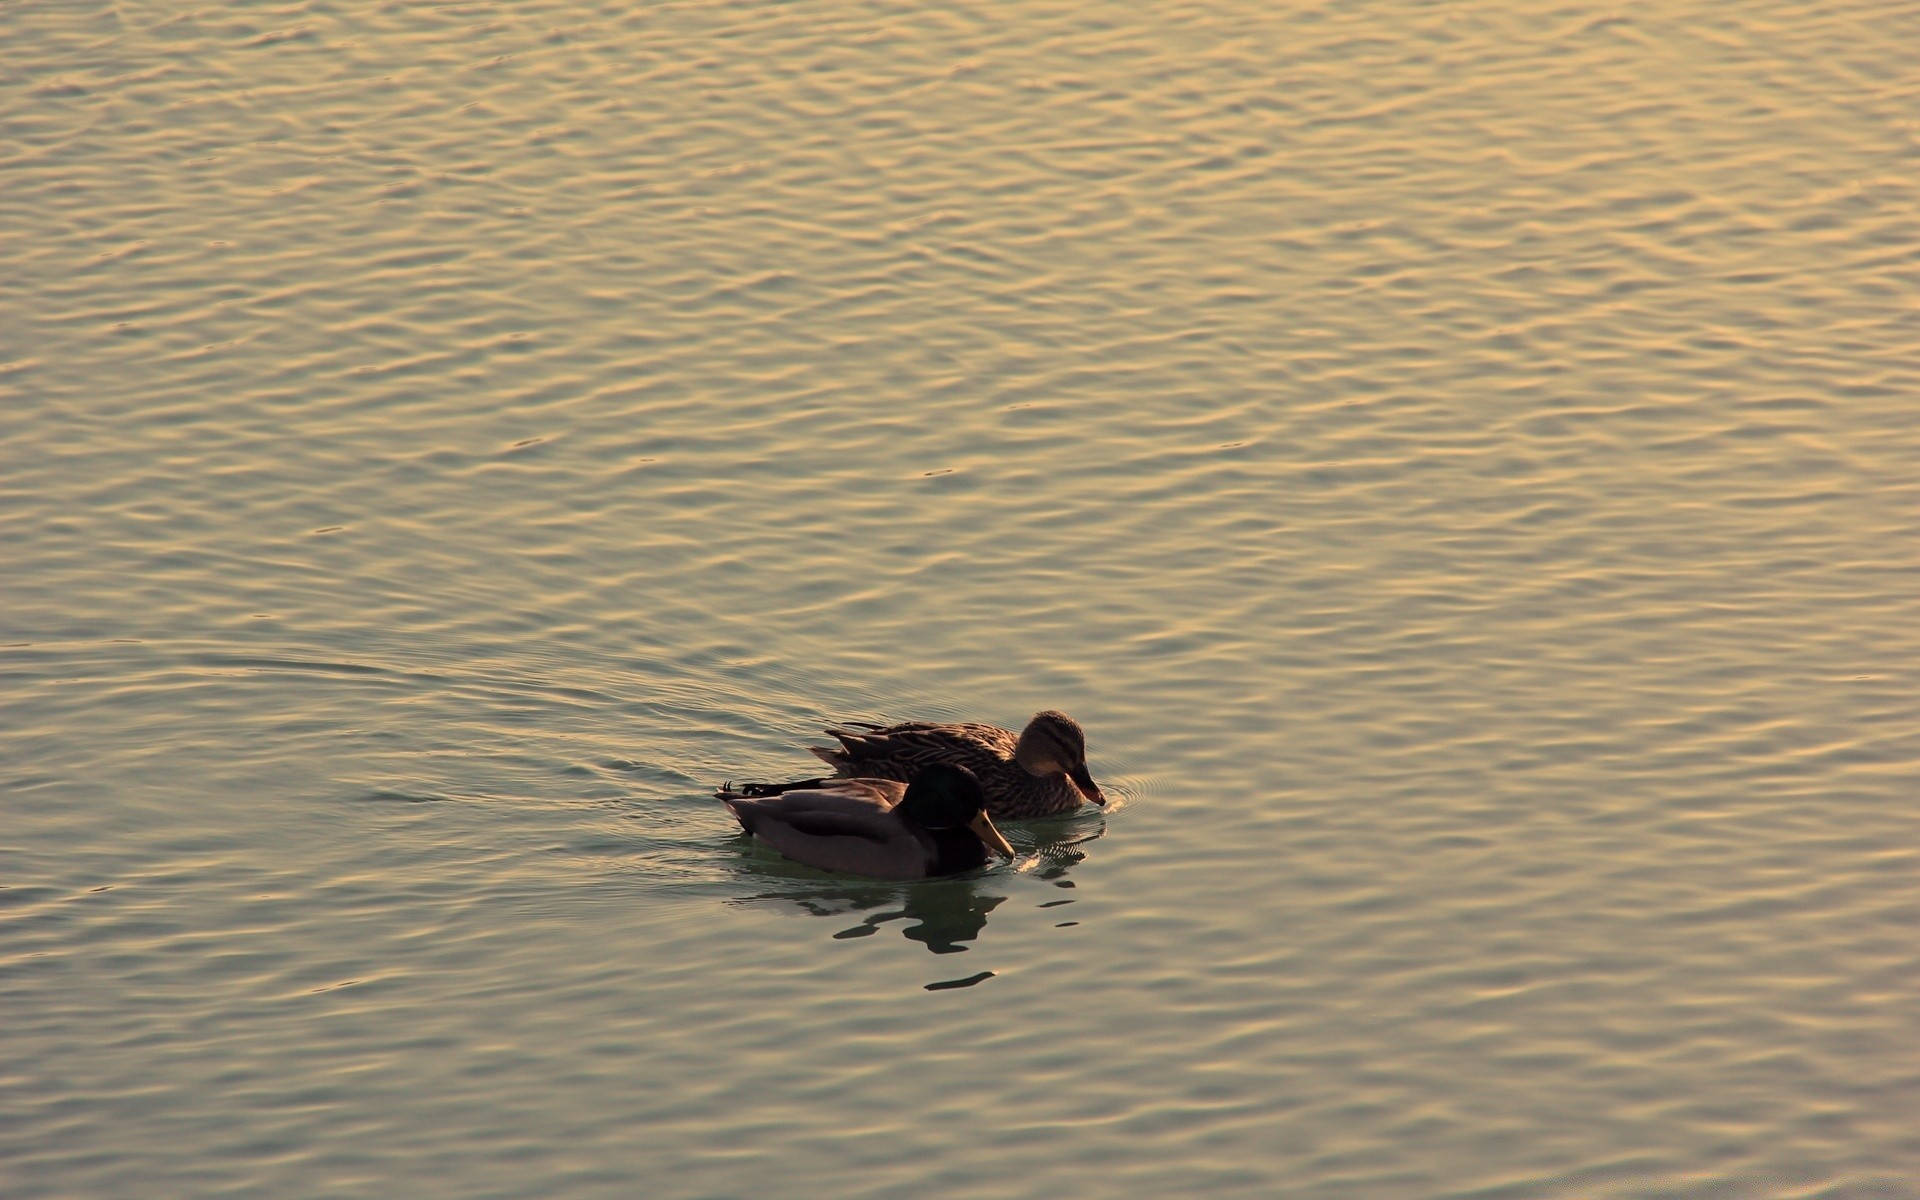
[721,776,831,799]
[821,722,889,746]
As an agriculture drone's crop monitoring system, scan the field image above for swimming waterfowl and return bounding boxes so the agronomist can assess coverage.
[801,710,1105,820]
[718,763,1014,880]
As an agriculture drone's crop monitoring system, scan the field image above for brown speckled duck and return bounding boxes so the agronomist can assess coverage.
[740,710,1104,820]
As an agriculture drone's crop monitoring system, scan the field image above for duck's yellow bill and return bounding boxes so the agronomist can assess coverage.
[970,811,1015,859]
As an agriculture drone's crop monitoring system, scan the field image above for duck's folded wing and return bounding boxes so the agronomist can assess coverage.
[820,722,1009,767]
[733,803,930,880]
[749,779,903,815]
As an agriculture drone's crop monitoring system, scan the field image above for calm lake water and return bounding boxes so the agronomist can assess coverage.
[5,1,1919,1196]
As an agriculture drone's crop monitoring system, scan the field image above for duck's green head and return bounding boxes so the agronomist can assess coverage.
[899,763,1015,859]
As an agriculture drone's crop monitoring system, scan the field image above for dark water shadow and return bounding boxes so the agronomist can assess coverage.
[730,873,1006,954]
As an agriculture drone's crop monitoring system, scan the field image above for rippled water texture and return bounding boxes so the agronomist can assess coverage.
[5,1,1919,1196]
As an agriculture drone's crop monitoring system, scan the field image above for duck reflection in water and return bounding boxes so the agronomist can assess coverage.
[724,815,1103,955]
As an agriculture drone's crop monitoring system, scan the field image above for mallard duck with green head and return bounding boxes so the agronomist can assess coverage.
[718,763,1015,880]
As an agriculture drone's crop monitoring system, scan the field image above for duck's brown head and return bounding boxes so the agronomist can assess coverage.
[1012,710,1105,805]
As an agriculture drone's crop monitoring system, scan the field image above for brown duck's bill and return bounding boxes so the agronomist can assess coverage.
[969,811,1016,859]
[1069,764,1107,806]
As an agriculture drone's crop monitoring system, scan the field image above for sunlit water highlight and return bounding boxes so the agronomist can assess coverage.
[5,1,1919,1196]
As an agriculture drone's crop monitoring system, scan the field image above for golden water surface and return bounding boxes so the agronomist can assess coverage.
[5,1,1919,1197]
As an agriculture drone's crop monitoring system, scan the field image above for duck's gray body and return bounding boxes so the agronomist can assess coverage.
[810,711,1103,820]
[720,776,1005,880]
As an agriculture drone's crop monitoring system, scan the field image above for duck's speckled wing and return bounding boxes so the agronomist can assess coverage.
[811,720,1018,781]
